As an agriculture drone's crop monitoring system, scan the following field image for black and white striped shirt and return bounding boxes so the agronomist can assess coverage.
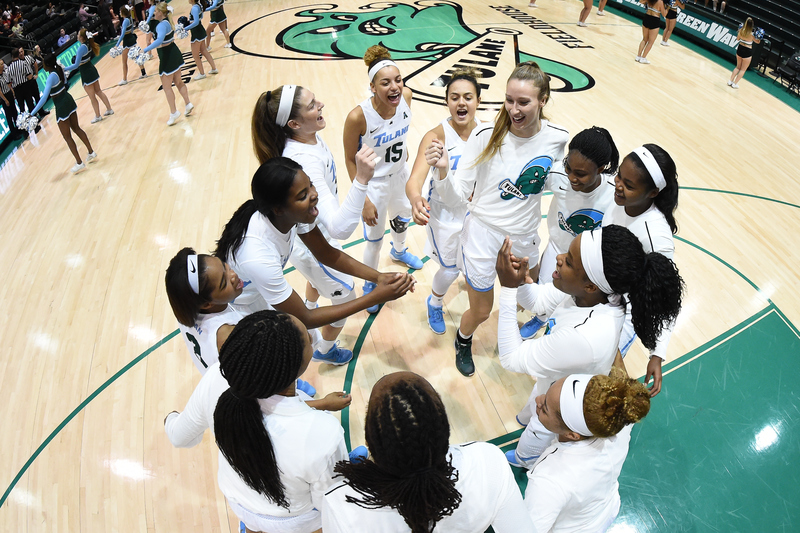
[23,55,37,76]
[0,71,12,96]
[5,58,32,88]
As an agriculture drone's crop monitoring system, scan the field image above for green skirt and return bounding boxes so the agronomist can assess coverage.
[53,91,77,122]
[122,32,138,48]
[209,6,226,24]
[190,23,207,42]
[79,62,100,86]
[157,42,184,76]
[148,19,159,36]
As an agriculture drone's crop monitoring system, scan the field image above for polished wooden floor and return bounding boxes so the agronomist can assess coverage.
[1,0,799,531]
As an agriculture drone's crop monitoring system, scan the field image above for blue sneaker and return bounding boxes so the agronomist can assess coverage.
[296,379,316,397]
[505,450,524,468]
[363,281,380,314]
[239,521,246,533]
[389,242,423,270]
[312,342,354,365]
[348,445,369,463]
[427,295,446,335]
[520,316,545,340]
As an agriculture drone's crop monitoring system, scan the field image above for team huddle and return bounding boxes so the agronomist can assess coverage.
[163,44,685,532]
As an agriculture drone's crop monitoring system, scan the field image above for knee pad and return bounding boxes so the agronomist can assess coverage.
[329,289,355,329]
[389,216,409,234]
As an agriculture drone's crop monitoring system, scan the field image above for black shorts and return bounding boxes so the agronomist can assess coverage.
[666,8,677,19]
[643,14,660,29]
[737,44,752,59]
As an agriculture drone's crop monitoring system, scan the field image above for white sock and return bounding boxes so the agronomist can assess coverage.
[305,299,318,310]
[317,338,335,354]
[390,229,406,254]
[429,293,444,307]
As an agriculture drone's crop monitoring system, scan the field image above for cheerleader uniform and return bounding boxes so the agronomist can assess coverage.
[539,162,615,284]
[62,44,100,87]
[322,442,534,533]
[643,4,661,29]
[177,304,244,374]
[437,121,568,291]
[498,284,624,464]
[603,204,675,359]
[143,19,185,76]
[737,39,754,59]
[30,72,76,122]
[184,4,207,43]
[115,17,138,49]
[145,6,158,38]
[665,0,678,20]
[164,363,347,533]
[206,0,226,24]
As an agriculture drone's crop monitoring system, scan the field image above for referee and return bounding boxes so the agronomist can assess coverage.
[0,59,25,140]
[19,47,48,119]
[6,49,47,123]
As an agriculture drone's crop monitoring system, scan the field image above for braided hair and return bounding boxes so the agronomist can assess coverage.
[213,310,305,509]
[569,126,619,175]
[334,376,462,533]
[600,225,684,351]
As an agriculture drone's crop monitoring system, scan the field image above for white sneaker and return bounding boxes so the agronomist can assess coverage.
[597,9,605,15]
[727,80,733,86]
[185,103,194,116]
[224,43,232,48]
[208,68,219,74]
[167,111,181,126]
[731,83,739,89]
[635,56,642,62]
[210,30,215,36]
[103,109,114,116]
[91,116,103,124]
[639,57,650,64]
[71,162,86,173]
[192,73,206,81]
[118,79,128,86]
[577,21,588,26]
[207,45,212,51]
[528,2,538,6]
[661,41,669,46]
[86,151,98,163]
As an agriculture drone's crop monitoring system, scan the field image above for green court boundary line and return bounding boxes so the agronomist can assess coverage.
[679,187,800,210]
[2,186,796,509]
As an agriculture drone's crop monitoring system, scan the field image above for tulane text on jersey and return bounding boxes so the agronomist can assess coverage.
[373,125,409,147]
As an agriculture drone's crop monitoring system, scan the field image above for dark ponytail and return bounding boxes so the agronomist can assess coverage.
[334,379,461,533]
[601,225,684,351]
[214,200,257,263]
[213,310,305,509]
[569,126,619,175]
[628,144,679,234]
[251,86,304,165]
[43,54,65,85]
[165,247,214,326]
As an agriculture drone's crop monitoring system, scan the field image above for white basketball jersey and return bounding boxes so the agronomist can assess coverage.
[425,117,479,206]
[358,96,412,178]
[178,304,244,374]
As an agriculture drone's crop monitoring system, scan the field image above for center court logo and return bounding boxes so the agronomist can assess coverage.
[232,1,596,110]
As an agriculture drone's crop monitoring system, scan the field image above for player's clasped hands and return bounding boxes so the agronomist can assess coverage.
[495,236,534,288]
[375,271,416,301]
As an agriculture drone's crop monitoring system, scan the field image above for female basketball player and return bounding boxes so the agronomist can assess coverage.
[405,68,482,335]
[524,363,650,531]
[636,0,666,64]
[204,0,231,49]
[518,126,618,339]
[252,85,378,359]
[165,311,355,533]
[322,371,534,532]
[495,224,682,466]
[141,2,194,125]
[728,18,761,88]
[28,54,96,174]
[114,6,146,84]
[63,29,114,123]
[661,0,685,46]
[184,0,218,80]
[603,144,679,396]
[431,61,568,377]
[343,45,424,314]
[215,157,415,365]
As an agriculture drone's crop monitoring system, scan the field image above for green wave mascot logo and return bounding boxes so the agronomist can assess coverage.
[498,156,553,201]
[558,208,604,236]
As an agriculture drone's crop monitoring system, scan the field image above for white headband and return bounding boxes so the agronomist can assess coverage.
[275,85,297,127]
[632,146,666,191]
[187,254,200,295]
[580,228,613,296]
[560,374,594,437]
[368,60,398,83]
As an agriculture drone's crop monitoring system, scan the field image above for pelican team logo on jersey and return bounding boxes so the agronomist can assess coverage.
[233,1,596,111]
[498,156,553,201]
[558,208,604,236]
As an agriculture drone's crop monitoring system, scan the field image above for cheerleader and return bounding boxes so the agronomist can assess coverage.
[204,0,231,49]
[728,18,761,88]
[144,5,157,47]
[661,0,685,46]
[62,29,113,124]
[432,61,567,377]
[253,85,378,359]
[114,6,146,84]
[141,2,194,126]
[343,45,423,314]
[164,311,356,533]
[495,224,682,466]
[524,364,650,531]
[519,127,618,339]
[28,54,97,174]
[603,144,679,396]
[405,68,482,335]
[184,0,217,80]
[577,0,593,26]
[635,0,666,64]
[322,371,534,532]
[215,157,416,365]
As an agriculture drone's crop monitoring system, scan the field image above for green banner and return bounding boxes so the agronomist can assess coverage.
[607,0,739,55]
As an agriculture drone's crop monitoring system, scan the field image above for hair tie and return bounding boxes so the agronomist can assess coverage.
[275,85,297,127]
[367,59,398,83]
[632,146,666,192]
[187,254,200,295]
[560,374,594,437]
